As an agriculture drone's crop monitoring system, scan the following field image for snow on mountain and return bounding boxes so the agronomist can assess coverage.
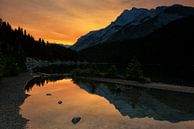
[72,4,194,51]
[72,7,152,51]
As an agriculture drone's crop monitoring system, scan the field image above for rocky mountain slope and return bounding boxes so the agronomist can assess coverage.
[72,4,194,51]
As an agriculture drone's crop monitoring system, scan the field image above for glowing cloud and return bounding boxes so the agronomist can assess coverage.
[0,0,193,45]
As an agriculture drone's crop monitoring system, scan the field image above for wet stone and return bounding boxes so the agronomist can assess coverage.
[72,117,81,125]
[46,93,52,96]
[58,101,62,104]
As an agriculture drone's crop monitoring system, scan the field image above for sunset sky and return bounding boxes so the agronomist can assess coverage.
[0,0,194,45]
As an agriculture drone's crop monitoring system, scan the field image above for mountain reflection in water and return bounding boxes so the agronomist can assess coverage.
[25,76,194,123]
[73,78,194,123]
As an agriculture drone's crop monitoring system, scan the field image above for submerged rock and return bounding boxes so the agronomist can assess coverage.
[46,93,52,96]
[72,117,81,124]
[58,101,62,104]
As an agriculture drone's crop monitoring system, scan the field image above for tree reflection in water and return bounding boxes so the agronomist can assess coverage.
[25,75,68,92]
[25,76,194,123]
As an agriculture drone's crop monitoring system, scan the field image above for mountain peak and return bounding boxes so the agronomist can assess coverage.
[122,9,130,13]
[115,7,150,26]
[72,4,194,51]
[122,6,150,14]
[132,7,138,10]
[171,4,184,7]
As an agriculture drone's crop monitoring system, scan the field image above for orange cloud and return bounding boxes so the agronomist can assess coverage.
[0,0,194,45]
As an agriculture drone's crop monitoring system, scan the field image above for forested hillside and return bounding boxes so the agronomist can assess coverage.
[0,19,77,76]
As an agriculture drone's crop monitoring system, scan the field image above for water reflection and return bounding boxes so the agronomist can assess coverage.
[22,76,194,129]
[23,77,133,129]
[73,78,194,123]
[25,75,67,92]
[25,76,194,124]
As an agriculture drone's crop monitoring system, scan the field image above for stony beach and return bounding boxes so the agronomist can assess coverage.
[0,73,33,129]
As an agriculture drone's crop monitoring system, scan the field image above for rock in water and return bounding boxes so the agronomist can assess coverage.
[72,117,81,125]
[58,101,62,104]
[46,93,52,96]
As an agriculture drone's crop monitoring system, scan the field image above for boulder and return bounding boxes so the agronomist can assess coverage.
[72,117,81,124]
[46,93,52,96]
[58,101,62,104]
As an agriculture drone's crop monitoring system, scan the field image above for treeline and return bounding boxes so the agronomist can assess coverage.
[71,57,150,83]
[0,18,77,77]
[0,19,77,61]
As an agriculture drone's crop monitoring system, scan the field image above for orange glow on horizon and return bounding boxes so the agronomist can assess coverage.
[1,0,194,45]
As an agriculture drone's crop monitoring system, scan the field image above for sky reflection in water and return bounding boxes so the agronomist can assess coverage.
[21,76,194,129]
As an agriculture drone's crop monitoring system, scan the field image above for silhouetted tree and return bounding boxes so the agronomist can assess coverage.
[107,65,118,78]
[126,57,144,80]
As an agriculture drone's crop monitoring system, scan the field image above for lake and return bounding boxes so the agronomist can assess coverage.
[20,76,194,129]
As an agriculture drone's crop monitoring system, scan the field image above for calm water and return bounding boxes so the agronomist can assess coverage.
[20,76,194,129]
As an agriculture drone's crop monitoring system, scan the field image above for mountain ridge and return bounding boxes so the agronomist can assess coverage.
[79,15,194,64]
[72,4,194,51]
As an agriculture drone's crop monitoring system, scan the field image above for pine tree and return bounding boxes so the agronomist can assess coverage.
[107,65,118,77]
[126,57,144,80]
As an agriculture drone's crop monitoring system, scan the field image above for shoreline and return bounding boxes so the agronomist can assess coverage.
[79,77,194,94]
[0,73,33,129]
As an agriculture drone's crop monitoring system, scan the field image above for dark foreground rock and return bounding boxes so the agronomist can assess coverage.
[58,101,63,104]
[72,117,81,124]
[0,73,33,129]
[46,93,52,96]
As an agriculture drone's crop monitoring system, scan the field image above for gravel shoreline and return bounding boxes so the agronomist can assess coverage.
[0,73,33,129]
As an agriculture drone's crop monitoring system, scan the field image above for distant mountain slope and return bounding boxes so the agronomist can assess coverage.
[72,4,194,51]
[79,15,194,64]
